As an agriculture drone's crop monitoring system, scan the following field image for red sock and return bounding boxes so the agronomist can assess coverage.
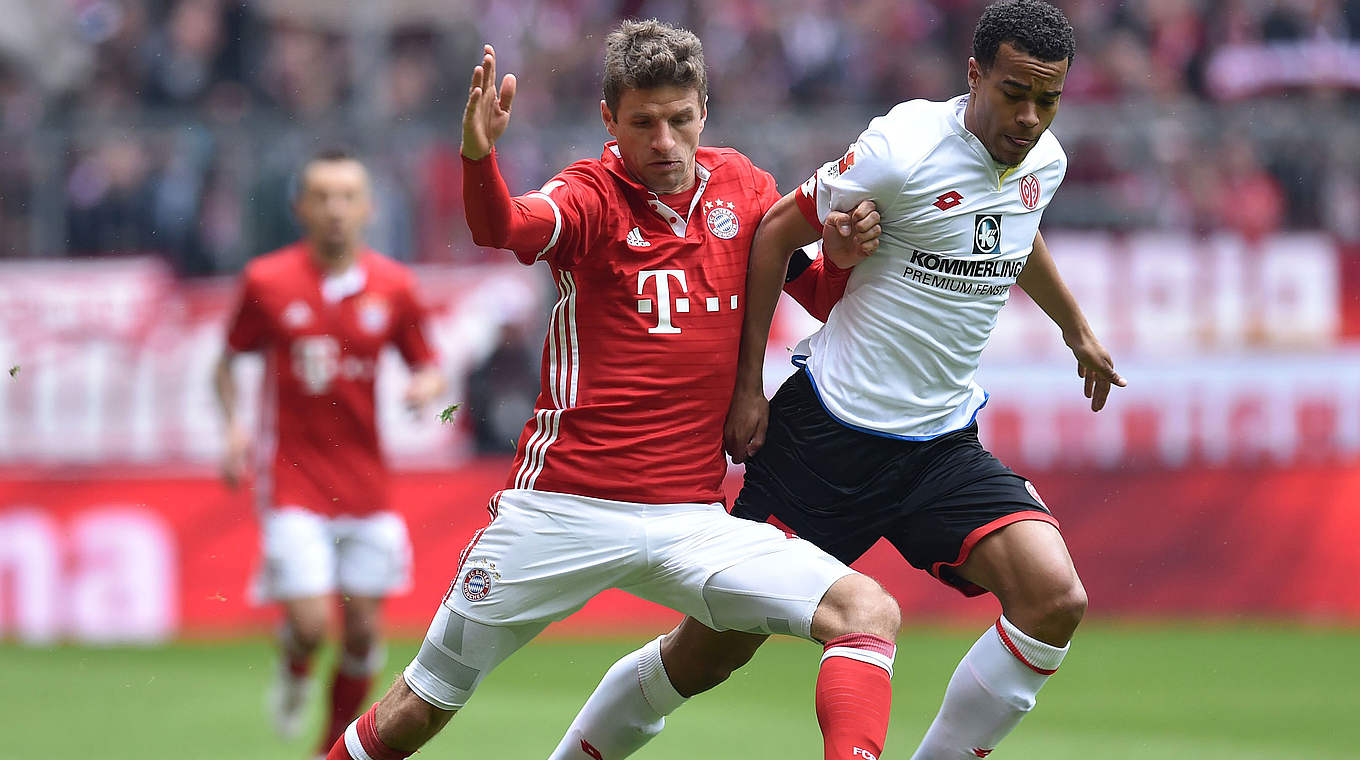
[816,633,895,760]
[317,669,374,754]
[285,652,313,678]
[325,703,410,760]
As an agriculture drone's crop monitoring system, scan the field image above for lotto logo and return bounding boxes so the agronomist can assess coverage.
[852,748,877,760]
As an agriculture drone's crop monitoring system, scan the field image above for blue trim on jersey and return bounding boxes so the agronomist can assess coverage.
[798,366,990,442]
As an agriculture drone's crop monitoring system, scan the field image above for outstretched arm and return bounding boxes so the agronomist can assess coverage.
[460,44,558,257]
[1017,231,1126,411]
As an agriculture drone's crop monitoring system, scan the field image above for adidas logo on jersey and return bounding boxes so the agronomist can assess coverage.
[626,227,651,248]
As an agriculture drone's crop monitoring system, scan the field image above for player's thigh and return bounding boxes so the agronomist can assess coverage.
[888,466,1061,598]
[255,506,337,601]
[334,511,412,599]
[627,504,854,641]
[403,600,549,711]
[952,517,1081,605]
[446,489,644,626]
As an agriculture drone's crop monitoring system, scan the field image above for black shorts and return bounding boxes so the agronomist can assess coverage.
[731,368,1057,597]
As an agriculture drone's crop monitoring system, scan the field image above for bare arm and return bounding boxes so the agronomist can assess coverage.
[724,193,821,462]
[1017,231,1126,411]
[213,349,250,487]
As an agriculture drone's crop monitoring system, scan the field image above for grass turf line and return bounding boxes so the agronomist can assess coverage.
[2,622,1356,759]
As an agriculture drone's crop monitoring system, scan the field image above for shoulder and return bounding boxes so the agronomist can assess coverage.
[1033,130,1067,169]
[551,158,612,189]
[362,251,416,289]
[700,146,775,187]
[241,244,303,288]
[859,99,953,162]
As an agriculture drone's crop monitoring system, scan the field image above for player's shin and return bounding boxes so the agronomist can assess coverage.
[318,644,385,754]
[327,703,411,760]
[910,615,1068,759]
[546,636,687,760]
[816,633,895,760]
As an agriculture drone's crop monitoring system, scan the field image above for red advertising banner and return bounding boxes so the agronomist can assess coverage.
[3,463,1357,643]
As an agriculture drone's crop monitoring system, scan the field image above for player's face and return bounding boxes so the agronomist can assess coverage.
[294,159,373,256]
[602,85,706,195]
[966,42,1067,166]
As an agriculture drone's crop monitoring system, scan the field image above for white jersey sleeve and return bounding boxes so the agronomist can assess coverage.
[794,114,914,229]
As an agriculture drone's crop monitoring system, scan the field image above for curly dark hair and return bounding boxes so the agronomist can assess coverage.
[972,0,1076,70]
[603,19,707,114]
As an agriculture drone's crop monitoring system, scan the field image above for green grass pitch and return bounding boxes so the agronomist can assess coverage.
[4,623,1357,759]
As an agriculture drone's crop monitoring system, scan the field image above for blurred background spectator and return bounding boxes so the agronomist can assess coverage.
[0,0,1356,274]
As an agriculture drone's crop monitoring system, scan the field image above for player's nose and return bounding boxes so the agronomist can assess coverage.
[652,124,676,153]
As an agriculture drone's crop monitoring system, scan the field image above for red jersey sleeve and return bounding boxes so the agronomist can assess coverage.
[392,273,436,368]
[225,267,272,352]
[462,150,606,269]
[746,164,850,322]
[782,250,851,322]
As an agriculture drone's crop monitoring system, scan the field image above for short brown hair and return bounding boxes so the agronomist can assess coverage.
[602,19,707,114]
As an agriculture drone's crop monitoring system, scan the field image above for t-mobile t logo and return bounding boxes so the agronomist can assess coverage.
[637,269,689,334]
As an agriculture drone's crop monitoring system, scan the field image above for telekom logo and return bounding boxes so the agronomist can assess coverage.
[637,269,689,334]
[636,268,740,334]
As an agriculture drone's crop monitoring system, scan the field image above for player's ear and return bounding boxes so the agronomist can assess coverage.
[600,100,618,137]
[967,57,981,95]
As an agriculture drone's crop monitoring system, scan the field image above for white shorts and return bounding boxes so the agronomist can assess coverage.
[252,507,412,601]
[403,488,854,710]
[446,488,853,636]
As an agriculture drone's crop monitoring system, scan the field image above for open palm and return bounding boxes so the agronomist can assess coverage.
[462,44,518,160]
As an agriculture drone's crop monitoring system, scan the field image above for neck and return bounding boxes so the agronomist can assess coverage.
[310,241,359,274]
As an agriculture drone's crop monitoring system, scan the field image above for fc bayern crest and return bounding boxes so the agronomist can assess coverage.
[462,567,492,601]
[707,206,740,240]
[1019,173,1041,210]
[357,296,390,334]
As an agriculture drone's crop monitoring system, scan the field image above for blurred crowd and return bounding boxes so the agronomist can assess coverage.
[0,0,1357,274]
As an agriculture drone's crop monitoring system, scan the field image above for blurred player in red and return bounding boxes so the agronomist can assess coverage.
[213,149,445,757]
[325,20,899,760]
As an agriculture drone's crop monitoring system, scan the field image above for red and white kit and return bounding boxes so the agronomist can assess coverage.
[226,243,435,598]
[400,144,855,711]
[475,143,847,506]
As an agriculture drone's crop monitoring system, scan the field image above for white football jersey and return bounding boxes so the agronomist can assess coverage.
[792,94,1066,439]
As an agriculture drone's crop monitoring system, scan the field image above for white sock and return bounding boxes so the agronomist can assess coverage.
[911,616,1069,759]
[547,637,687,760]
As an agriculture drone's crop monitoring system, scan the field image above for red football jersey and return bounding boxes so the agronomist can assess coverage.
[226,243,435,516]
[482,142,839,505]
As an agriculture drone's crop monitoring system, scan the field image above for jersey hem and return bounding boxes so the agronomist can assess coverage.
[797,366,990,442]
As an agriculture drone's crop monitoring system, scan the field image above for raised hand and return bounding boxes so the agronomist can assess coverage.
[462,44,518,160]
[822,200,881,269]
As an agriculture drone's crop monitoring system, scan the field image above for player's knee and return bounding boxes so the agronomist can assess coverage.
[813,574,901,641]
[341,626,379,658]
[1043,578,1087,636]
[1013,575,1086,644]
[288,620,327,654]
